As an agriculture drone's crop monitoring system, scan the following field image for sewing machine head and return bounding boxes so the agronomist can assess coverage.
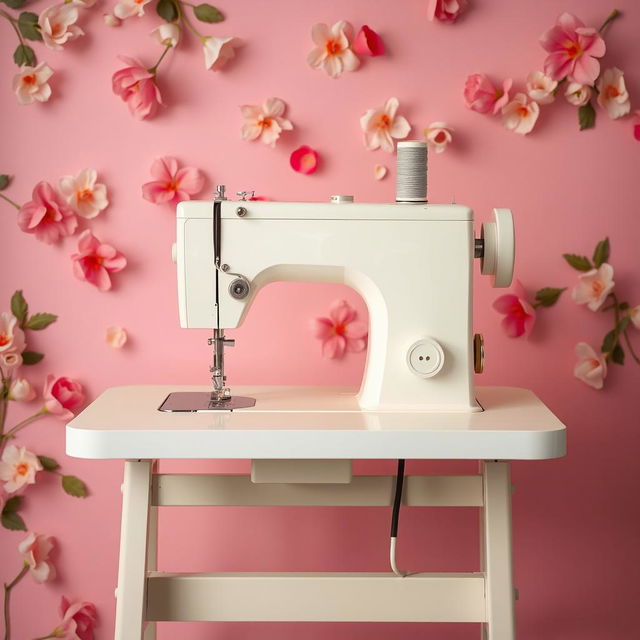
[167,141,515,412]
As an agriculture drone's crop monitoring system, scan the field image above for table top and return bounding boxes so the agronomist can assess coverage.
[65,385,566,460]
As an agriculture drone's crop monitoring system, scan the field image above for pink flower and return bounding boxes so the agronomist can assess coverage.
[634,111,640,141]
[142,157,204,205]
[312,300,368,359]
[59,597,98,640]
[0,312,26,356]
[71,230,127,292]
[17,182,77,244]
[423,122,453,154]
[241,98,293,147]
[114,0,151,19]
[202,36,241,71]
[58,168,109,219]
[540,12,605,85]
[463,74,512,115]
[352,25,385,56]
[492,283,536,338]
[526,70,558,105]
[574,342,607,389]
[501,93,540,135]
[596,68,631,120]
[18,532,56,583]
[629,306,640,329]
[290,146,319,174]
[9,378,36,402]
[360,97,411,152]
[105,326,127,348]
[0,446,42,493]
[38,4,83,51]
[571,263,614,311]
[112,57,162,120]
[564,82,592,107]
[307,21,360,78]
[427,0,467,23]
[43,375,85,419]
[13,62,54,105]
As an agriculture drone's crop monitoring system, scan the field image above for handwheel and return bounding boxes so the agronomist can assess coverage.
[480,208,515,288]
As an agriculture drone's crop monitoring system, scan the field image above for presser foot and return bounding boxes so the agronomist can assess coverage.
[158,392,256,412]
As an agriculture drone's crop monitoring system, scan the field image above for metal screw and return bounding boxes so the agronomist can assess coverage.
[236,206,247,217]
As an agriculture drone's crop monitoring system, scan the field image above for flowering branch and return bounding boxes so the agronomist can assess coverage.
[3,564,28,640]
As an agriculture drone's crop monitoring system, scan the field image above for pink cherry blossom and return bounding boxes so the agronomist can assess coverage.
[39,4,83,51]
[312,300,368,359]
[58,168,109,219]
[427,0,467,23]
[596,68,631,120]
[540,12,605,85]
[360,97,411,152]
[1,353,23,370]
[106,326,128,348]
[112,57,162,120]
[0,312,26,356]
[71,230,127,291]
[203,36,241,71]
[526,70,558,105]
[574,342,607,389]
[114,0,151,19]
[424,122,453,154]
[18,181,77,244]
[13,62,54,105]
[0,445,42,493]
[142,157,204,205]
[564,82,592,107]
[9,378,36,402]
[572,263,614,311]
[43,375,85,419]
[352,25,385,56]
[501,93,540,135]
[19,532,56,583]
[629,306,640,329]
[492,282,536,338]
[59,597,98,640]
[463,74,512,115]
[241,98,293,147]
[307,21,360,79]
[290,146,319,175]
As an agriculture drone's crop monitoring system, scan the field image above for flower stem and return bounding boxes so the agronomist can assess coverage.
[623,329,640,365]
[1,409,47,447]
[0,9,27,53]
[32,634,59,640]
[0,193,20,210]
[148,44,172,75]
[3,565,29,640]
[599,9,620,33]
[177,0,205,41]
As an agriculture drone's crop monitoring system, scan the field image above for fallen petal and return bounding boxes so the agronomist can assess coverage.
[373,164,387,180]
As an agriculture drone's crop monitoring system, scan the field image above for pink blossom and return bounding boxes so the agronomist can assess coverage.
[0,446,42,493]
[241,98,293,147]
[360,97,411,152]
[142,157,204,205]
[114,0,151,19]
[492,283,536,338]
[427,0,467,23]
[0,312,26,356]
[59,597,98,640]
[312,300,368,359]
[1,353,22,370]
[105,326,127,348]
[112,57,162,121]
[571,263,614,311]
[39,4,83,51]
[501,93,540,135]
[290,146,319,175]
[574,342,607,389]
[596,68,631,120]
[71,230,127,292]
[18,532,56,583]
[463,74,512,115]
[526,70,558,105]
[17,182,77,244]
[424,122,453,154]
[13,62,54,105]
[629,306,640,329]
[373,165,387,180]
[634,111,640,141]
[307,21,360,78]
[58,168,109,219]
[9,378,36,402]
[352,25,385,56]
[540,12,605,85]
[203,36,241,71]
[564,82,592,107]
[42,375,84,419]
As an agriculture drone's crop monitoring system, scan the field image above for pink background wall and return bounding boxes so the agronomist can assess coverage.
[1,0,639,637]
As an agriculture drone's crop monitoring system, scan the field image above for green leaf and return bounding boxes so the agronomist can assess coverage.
[611,343,625,365]
[0,175,9,190]
[592,237,610,268]
[602,330,616,353]
[1,511,26,531]
[578,102,596,131]
[156,0,178,22]
[13,43,36,67]
[25,312,57,330]
[562,254,592,272]
[2,0,28,8]
[534,287,566,308]
[38,455,60,471]
[62,475,88,498]
[618,316,630,333]
[193,3,224,22]
[2,496,22,513]
[619,302,629,311]
[11,290,28,326]
[18,11,42,41]
[22,351,44,365]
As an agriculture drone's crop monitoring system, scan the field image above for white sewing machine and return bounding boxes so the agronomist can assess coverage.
[164,141,515,413]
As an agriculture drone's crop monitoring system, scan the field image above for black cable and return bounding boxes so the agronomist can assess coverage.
[390,459,405,537]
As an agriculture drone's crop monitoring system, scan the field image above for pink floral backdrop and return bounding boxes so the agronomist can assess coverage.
[1,0,639,638]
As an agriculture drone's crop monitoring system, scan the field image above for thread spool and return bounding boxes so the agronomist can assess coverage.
[396,141,428,203]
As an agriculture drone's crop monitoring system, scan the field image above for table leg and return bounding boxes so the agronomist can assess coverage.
[480,461,515,640]
[115,460,153,640]
[143,461,159,640]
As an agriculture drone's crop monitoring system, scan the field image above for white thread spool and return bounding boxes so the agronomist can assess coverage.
[396,141,428,203]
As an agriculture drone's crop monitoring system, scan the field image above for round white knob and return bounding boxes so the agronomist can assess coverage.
[481,208,514,288]
[171,243,177,264]
[406,338,445,378]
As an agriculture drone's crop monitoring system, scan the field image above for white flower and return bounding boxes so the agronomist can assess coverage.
[114,0,152,20]
[151,23,180,48]
[571,263,614,311]
[0,312,25,355]
[103,12,121,26]
[307,20,359,79]
[241,98,293,147]
[564,82,591,107]
[628,305,640,330]
[12,63,54,106]
[38,4,83,51]
[0,446,42,493]
[70,0,96,7]
[1,353,22,370]
[526,70,557,105]
[58,168,108,219]
[106,326,128,348]
[202,36,241,71]
[501,93,540,135]
[360,97,411,153]
[596,67,631,120]
[424,122,454,154]
[574,343,607,390]
[9,378,36,402]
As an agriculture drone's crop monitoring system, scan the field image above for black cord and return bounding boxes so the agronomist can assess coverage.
[390,459,405,538]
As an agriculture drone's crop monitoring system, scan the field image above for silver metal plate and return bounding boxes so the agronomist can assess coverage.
[158,392,256,412]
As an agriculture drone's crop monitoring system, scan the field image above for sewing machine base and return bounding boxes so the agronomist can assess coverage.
[158,391,256,412]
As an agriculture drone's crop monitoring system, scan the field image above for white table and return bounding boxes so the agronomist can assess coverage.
[66,385,566,640]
